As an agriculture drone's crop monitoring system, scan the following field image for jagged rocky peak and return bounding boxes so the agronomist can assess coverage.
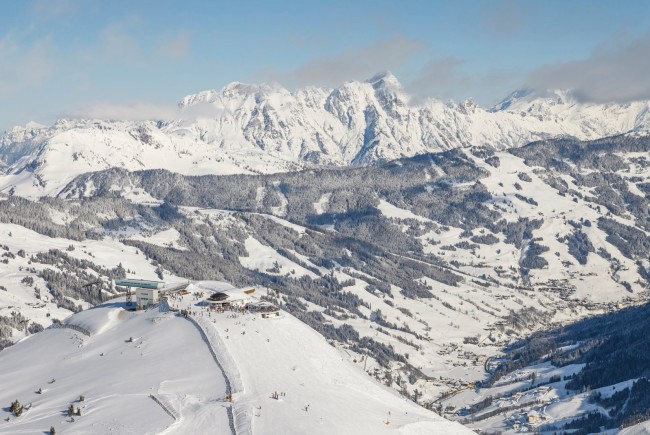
[493,88,583,115]
[180,81,293,110]
[178,89,220,108]
[366,71,409,110]
[491,89,534,112]
[366,70,402,89]
[3,121,48,142]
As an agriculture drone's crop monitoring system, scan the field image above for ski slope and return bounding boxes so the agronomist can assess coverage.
[0,303,229,435]
[0,283,472,434]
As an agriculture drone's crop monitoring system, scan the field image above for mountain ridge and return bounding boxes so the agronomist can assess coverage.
[2,73,650,197]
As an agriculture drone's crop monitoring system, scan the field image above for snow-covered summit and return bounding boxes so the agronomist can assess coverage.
[365,70,403,89]
[490,88,534,111]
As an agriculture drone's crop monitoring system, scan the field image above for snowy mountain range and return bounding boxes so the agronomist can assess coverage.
[3,73,650,433]
[2,72,650,196]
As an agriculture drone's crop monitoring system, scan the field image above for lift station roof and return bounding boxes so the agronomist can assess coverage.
[114,279,165,289]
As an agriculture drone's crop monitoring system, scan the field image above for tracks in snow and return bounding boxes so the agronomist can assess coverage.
[184,315,239,435]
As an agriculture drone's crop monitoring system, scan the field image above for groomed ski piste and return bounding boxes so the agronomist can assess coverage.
[0,281,471,434]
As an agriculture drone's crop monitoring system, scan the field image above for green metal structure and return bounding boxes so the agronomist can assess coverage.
[114,279,165,289]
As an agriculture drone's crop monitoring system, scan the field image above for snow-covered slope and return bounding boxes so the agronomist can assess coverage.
[0,285,471,434]
[3,73,650,196]
[4,131,649,408]
[0,303,230,435]
[623,421,650,435]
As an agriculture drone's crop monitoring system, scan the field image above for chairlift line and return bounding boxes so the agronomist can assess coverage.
[81,279,103,288]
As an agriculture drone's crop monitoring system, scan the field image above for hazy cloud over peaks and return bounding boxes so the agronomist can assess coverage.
[66,102,178,121]
[526,31,650,103]
[263,36,424,89]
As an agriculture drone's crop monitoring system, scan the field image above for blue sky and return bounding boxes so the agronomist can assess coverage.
[1,0,650,131]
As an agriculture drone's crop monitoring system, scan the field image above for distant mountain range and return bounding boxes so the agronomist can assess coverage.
[2,72,650,196]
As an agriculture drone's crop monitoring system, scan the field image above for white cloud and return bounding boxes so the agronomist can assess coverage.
[66,102,179,121]
[401,58,519,106]
[30,0,81,20]
[158,32,190,58]
[97,18,142,62]
[481,0,526,38]
[65,99,227,122]
[0,35,55,96]
[526,32,650,103]
[405,58,469,103]
[261,35,424,88]
[87,19,191,69]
